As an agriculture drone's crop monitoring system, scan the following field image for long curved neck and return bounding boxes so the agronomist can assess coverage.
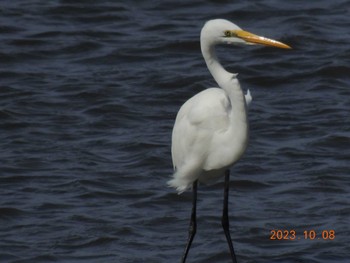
[200,40,247,121]
[201,43,230,88]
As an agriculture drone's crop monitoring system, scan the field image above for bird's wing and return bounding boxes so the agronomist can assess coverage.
[171,88,230,170]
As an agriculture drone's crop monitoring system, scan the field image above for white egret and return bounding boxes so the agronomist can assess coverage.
[168,19,291,262]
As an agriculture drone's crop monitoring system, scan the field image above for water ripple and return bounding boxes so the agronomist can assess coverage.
[0,0,349,262]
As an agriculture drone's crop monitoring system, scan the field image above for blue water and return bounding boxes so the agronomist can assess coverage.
[0,0,349,262]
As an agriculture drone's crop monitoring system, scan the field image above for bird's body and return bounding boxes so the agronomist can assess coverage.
[170,85,249,191]
[169,20,250,193]
[168,19,291,262]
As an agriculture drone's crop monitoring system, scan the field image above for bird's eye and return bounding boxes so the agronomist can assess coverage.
[224,30,232,37]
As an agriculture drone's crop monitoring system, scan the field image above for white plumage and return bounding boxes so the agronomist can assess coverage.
[168,19,290,194]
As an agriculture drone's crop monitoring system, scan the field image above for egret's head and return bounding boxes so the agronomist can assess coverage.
[201,19,291,49]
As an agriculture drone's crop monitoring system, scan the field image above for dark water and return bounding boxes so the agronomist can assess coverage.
[1,0,349,262]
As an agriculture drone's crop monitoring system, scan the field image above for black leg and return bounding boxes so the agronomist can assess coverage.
[222,170,238,263]
[181,180,198,263]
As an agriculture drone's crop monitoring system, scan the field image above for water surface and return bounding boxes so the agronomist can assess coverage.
[0,0,349,262]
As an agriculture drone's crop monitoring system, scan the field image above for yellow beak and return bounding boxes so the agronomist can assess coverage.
[234,30,291,49]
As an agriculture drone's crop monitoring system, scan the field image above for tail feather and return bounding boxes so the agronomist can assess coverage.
[168,161,201,194]
[167,170,194,194]
[167,177,190,194]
